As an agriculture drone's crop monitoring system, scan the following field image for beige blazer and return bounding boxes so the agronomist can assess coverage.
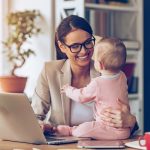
[32,59,100,126]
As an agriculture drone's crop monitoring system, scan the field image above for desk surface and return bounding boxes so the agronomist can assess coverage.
[0,137,139,150]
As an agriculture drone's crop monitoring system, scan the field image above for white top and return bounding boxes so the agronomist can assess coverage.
[70,101,94,126]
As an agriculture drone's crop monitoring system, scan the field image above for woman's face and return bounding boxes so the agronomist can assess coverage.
[59,29,94,67]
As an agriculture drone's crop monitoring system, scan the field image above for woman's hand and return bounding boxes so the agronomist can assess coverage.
[100,99,136,128]
[39,122,57,135]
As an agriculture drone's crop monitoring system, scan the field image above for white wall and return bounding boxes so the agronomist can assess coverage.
[0,1,10,75]
[7,0,55,97]
[0,2,3,75]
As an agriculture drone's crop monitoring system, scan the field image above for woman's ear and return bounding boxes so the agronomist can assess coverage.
[58,41,67,53]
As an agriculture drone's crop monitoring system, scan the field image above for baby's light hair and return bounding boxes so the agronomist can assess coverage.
[95,37,126,72]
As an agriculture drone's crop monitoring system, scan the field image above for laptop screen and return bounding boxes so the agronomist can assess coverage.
[0,92,78,145]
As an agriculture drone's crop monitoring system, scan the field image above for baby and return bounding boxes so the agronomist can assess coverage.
[57,37,130,140]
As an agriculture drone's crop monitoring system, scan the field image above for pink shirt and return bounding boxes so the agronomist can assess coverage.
[64,71,129,122]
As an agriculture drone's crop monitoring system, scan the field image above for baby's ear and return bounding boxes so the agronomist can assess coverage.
[58,41,67,53]
[100,61,105,69]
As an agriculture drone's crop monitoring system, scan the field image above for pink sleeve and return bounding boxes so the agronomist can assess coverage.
[65,79,97,103]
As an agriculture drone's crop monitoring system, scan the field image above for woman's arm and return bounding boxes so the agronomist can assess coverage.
[100,99,137,131]
[33,64,58,134]
[31,64,51,121]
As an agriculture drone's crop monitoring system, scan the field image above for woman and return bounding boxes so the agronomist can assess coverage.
[31,15,137,135]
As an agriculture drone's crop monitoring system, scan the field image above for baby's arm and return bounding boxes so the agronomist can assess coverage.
[61,80,97,103]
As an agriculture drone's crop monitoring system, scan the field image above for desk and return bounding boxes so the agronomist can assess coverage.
[0,138,139,150]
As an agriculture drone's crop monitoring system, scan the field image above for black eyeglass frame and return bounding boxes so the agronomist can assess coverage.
[63,36,96,53]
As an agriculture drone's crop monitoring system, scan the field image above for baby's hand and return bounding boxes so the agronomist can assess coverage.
[60,84,69,93]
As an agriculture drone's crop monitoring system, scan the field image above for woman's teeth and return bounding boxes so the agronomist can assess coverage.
[78,55,88,60]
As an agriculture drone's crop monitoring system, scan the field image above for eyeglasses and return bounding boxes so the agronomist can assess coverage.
[63,36,96,53]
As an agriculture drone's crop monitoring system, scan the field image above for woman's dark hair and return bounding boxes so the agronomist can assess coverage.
[55,15,93,59]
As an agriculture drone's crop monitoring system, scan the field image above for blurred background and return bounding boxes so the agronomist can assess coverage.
[0,0,149,134]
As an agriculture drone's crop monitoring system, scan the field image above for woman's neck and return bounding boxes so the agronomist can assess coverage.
[71,64,91,88]
[71,64,90,78]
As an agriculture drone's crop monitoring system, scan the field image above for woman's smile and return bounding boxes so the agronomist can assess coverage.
[76,52,91,61]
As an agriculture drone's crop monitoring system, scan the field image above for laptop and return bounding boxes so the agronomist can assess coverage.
[0,92,78,145]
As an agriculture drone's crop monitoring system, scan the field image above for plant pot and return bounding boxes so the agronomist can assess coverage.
[0,76,27,93]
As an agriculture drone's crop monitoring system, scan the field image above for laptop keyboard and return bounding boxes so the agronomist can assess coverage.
[46,136,64,141]
[45,136,78,145]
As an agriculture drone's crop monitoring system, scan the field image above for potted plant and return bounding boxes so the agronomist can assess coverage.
[0,10,42,93]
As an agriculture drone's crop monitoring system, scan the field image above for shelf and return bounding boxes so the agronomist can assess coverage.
[85,3,138,12]
[123,40,140,50]
[126,50,138,63]
[84,0,143,134]
[129,94,138,100]
[127,50,138,56]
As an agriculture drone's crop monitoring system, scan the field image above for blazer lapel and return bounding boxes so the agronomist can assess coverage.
[59,59,71,125]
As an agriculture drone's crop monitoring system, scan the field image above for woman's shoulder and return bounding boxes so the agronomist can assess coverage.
[43,59,70,75]
[45,59,66,67]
